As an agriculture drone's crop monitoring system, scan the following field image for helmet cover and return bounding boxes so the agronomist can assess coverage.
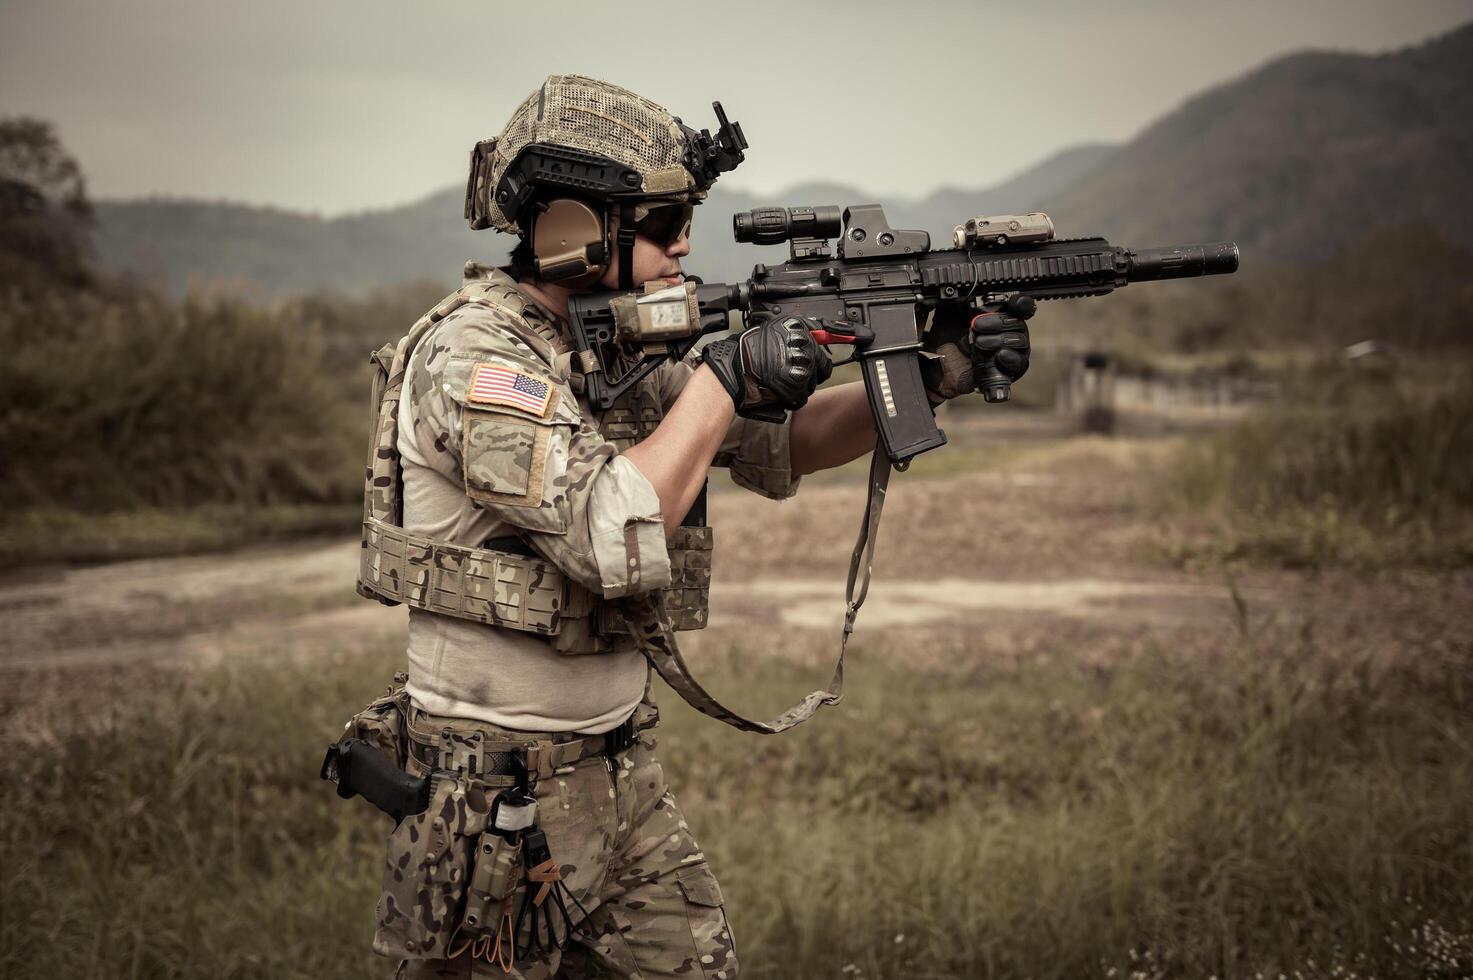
[468,74,706,235]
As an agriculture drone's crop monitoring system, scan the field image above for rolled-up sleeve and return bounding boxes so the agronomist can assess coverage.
[714,416,800,499]
[586,455,671,597]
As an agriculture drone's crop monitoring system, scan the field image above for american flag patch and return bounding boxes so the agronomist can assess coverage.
[467,362,554,416]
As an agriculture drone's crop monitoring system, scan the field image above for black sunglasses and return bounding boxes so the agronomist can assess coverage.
[634,204,693,247]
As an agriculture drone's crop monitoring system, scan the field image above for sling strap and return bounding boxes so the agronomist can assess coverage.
[618,452,892,734]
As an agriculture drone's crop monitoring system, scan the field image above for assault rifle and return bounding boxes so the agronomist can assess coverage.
[569,205,1239,464]
[564,206,1240,734]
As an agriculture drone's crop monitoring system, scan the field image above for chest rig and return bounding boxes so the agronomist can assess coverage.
[356,266,712,655]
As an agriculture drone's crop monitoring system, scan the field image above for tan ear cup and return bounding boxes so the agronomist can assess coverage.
[532,199,607,285]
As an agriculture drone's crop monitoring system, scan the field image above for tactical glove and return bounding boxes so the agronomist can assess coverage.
[920,296,1033,405]
[702,315,833,419]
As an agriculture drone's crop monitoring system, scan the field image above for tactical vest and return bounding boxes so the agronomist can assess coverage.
[358,265,874,736]
[356,266,712,655]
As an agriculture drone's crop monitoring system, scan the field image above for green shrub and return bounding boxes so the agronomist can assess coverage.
[0,287,362,511]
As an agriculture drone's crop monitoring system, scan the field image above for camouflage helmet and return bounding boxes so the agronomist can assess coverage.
[464,74,746,237]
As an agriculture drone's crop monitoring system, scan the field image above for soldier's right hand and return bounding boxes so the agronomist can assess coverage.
[701,315,832,418]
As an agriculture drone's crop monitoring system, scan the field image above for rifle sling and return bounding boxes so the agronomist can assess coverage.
[621,451,891,734]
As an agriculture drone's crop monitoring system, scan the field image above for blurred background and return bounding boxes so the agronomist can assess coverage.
[2,2,1471,978]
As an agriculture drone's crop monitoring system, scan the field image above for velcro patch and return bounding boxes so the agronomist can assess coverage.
[467,362,555,417]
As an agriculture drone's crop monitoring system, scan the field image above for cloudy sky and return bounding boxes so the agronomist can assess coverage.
[3,0,1471,215]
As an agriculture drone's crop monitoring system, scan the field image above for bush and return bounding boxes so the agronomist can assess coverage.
[0,287,361,511]
[1164,361,1473,566]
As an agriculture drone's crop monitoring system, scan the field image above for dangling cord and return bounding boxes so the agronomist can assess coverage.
[516,856,561,955]
[446,926,475,961]
[488,892,517,970]
[514,851,593,954]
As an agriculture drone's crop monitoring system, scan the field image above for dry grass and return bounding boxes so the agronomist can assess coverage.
[1160,361,1473,569]
[2,611,1469,980]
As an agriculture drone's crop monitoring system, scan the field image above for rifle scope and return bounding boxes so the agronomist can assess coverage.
[733,206,843,245]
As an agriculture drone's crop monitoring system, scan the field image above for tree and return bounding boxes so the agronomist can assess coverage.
[0,116,91,220]
[0,116,94,293]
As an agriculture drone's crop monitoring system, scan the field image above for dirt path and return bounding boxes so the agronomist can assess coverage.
[0,428,1289,672]
[4,419,1467,682]
[0,539,364,668]
[21,410,1467,677]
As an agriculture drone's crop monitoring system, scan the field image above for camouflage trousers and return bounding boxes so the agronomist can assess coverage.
[395,716,738,980]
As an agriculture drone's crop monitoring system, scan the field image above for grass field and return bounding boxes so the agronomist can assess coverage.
[1160,362,1473,570]
[3,614,1469,980]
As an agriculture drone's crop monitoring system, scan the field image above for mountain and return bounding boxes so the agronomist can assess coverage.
[908,144,1118,238]
[1038,23,1473,257]
[92,189,484,298]
[90,20,1473,295]
[93,145,1116,297]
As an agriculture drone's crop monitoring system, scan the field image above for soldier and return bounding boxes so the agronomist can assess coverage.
[349,74,1025,979]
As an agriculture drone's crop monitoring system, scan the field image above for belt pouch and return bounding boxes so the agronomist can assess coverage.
[460,831,523,940]
[663,525,713,631]
[350,689,408,769]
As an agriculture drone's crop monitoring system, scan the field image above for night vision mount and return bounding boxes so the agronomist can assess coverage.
[678,102,747,190]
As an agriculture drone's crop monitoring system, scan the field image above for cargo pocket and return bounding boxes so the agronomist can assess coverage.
[458,401,574,535]
[462,409,549,505]
[675,864,739,979]
[372,774,486,960]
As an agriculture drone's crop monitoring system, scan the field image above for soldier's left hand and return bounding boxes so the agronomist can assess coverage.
[921,296,1034,404]
[970,294,1033,386]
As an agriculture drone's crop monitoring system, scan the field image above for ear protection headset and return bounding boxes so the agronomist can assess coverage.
[529,198,608,287]
[528,197,695,290]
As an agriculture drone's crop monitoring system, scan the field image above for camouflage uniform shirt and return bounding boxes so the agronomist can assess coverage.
[397,267,799,733]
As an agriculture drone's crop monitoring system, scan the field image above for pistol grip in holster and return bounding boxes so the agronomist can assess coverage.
[321,738,431,823]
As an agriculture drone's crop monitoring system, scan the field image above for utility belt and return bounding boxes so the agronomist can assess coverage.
[321,686,660,967]
[403,700,659,783]
[357,517,712,652]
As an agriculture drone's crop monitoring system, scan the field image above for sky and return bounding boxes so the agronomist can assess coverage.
[3,0,1472,216]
